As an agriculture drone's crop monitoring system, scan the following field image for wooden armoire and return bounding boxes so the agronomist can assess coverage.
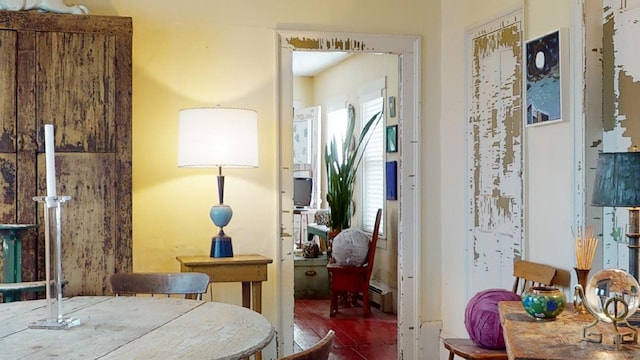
[0,11,132,296]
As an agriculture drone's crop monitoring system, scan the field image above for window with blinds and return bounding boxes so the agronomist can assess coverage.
[360,95,385,235]
[326,107,348,164]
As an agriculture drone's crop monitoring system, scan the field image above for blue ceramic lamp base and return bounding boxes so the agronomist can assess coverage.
[210,203,234,258]
[211,232,233,257]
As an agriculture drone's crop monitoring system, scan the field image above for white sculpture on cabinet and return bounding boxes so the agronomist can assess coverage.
[0,0,88,14]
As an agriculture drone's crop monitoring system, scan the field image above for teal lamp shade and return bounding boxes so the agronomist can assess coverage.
[592,152,640,207]
[591,152,640,280]
[178,107,259,257]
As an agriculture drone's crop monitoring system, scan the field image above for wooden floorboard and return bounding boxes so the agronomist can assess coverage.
[294,298,397,359]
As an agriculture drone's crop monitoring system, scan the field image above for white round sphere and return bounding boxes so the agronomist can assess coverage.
[584,268,640,323]
[331,228,370,266]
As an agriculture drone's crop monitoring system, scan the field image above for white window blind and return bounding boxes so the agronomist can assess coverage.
[360,96,384,235]
[326,107,348,164]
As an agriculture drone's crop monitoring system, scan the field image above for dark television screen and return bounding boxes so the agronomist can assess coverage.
[293,177,313,207]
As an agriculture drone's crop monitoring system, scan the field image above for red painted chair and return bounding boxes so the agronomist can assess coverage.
[327,208,382,317]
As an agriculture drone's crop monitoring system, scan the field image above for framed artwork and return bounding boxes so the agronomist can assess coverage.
[292,117,311,164]
[386,125,398,153]
[386,161,397,200]
[389,96,396,118]
[525,28,568,126]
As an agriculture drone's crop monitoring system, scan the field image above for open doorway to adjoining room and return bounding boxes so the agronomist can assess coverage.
[276,30,421,358]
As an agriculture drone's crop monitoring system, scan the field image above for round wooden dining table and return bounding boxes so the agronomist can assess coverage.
[0,296,275,359]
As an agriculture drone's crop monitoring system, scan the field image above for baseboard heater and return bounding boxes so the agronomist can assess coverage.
[368,283,393,313]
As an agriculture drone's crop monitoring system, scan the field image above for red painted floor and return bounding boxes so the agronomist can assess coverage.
[294,298,398,359]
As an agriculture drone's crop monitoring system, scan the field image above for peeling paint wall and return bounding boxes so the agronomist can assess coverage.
[602,1,640,270]
[466,10,523,294]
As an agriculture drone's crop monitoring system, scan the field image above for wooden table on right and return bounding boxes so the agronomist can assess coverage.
[499,301,640,359]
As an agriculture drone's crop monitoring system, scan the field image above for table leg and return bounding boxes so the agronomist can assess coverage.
[242,281,251,309]
[250,281,263,360]
[251,281,262,314]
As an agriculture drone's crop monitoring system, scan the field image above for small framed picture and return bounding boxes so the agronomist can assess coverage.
[525,28,568,127]
[386,125,397,153]
[388,96,396,118]
[386,161,397,200]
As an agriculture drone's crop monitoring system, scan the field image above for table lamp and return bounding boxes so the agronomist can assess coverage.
[591,151,640,280]
[178,107,259,257]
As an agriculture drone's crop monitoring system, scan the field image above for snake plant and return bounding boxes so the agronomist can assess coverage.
[325,104,382,232]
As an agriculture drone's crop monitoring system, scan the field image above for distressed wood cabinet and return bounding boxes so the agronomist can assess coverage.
[0,11,132,296]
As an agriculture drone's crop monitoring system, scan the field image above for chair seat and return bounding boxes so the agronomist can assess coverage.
[326,264,367,291]
[443,338,507,360]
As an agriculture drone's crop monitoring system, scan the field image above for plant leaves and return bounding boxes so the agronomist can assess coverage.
[324,104,383,231]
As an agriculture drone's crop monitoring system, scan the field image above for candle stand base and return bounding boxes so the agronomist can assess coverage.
[32,195,76,330]
[28,317,80,330]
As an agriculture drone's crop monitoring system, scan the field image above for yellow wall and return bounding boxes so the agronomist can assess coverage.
[61,0,581,358]
[78,0,433,343]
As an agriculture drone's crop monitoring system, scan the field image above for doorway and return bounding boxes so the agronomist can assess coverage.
[276,30,421,358]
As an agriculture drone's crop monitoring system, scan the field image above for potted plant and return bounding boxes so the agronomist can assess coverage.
[324,104,383,232]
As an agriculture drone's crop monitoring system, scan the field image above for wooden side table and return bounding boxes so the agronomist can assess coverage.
[176,254,273,314]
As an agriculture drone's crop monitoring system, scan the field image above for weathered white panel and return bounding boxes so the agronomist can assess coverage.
[466,10,523,295]
[601,2,640,272]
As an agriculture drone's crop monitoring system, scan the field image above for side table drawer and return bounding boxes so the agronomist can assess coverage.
[294,255,329,299]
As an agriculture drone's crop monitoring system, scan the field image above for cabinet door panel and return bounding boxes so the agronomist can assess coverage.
[0,155,16,225]
[0,30,16,153]
[37,32,115,153]
[37,153,116,295]
[0,12,131,298]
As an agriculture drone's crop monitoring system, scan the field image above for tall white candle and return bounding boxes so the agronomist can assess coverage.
[44,124,57,198]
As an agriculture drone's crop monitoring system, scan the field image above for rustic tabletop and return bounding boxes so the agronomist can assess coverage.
[0,296,274,359]
[500,301,640,359]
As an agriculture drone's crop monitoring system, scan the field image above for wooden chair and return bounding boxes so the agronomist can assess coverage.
[281,330,335,360]
[327,208,382,317]
[109,272,210,300]
[442,260,557,360]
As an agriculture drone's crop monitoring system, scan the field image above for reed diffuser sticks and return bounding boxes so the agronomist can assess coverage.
[575,225,598,270]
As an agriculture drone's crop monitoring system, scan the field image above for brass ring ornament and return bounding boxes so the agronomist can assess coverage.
[603,297,629,323]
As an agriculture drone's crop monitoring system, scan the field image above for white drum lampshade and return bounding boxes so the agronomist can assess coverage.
[178,107,259,257]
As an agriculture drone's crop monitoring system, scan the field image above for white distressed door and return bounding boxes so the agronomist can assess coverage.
[466,9,524,295]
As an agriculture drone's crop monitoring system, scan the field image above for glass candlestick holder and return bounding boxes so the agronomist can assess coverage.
[28,195,80,330]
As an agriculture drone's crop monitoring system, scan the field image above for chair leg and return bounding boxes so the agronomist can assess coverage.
[448,350,454,360]
[362,283,371,317]
[329,284,337,317]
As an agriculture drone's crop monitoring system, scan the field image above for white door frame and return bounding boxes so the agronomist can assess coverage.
[275,30,421,358]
